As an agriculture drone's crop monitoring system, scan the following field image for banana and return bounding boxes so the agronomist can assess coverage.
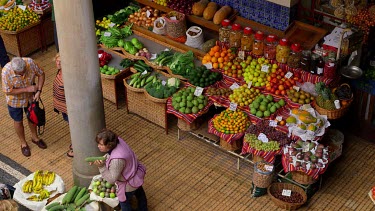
[48,172,55,185]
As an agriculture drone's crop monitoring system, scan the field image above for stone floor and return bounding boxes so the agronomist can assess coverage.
[0,47,375,210]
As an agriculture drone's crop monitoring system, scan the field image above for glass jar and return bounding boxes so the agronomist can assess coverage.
[264,35,277,60]
[241,27,253,51]
[219,19,231,43]
[229,23,242,48]
[276,38,290,63]
[300,50,311,72]
[287,43,302,68]
[252,31,264,56]
[311,54,324,75]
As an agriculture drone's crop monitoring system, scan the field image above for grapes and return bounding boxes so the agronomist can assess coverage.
[245,120,291,146]
[244,134,280,151]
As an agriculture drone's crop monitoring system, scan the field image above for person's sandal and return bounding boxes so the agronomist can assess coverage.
[66,149,74,158]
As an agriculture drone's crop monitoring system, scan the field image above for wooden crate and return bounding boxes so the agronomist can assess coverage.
[220,138,242,151]
[125,86,168,133]
[0,22,42,57]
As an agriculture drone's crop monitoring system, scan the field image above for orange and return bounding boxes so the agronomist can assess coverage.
[209,51,215,56]
[220,52,226,57]
[206,55,212,61]
[212,45,220,52]
[211,57,218,63]
[202,59,207,64]
[218,57,224,63]
[214,52,221,58]
[213,63,219,69]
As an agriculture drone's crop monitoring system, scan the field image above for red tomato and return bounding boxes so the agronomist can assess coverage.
[275,90,281,95]
[270,88,276,93]
[278,85,285,91]
[281,90,286,95]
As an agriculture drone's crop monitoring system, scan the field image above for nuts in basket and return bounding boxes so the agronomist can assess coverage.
[271,189,304,203]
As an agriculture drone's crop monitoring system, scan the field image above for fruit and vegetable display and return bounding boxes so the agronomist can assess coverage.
[44,185,91,211]
[1,0,15,10]
[212,109,250,134]
[284,140,329,170]
[167,51,195,77]
[119,37,148,56]
[206,87,232,97]
[145,77,181,99]
[347,7,375,42]
[99,25,133,48]
[229,84,261,107]
[127,72,154,89]
[286,108,328,141]
[171,87,208,114]
[98,50,112,67]
[96,17,113,30]
[91,177,117,199]
[152,50,174,67]
[22,170,56,201]
[246,120,290,146]
[107,5,140,25]
[269,188,305,204]
[127,6,162,28]
[0,7,39,31]
[132,60,153,73]
[100,65,121,76]
[249,94,285,118]
[186,65,222,87]
[242,57,273,87]
[119,58,134,69]
[244,133,280,151]
[315,82,338,110]
[153,0,168,6]
[202,45,236,74]
[286,89,314,105]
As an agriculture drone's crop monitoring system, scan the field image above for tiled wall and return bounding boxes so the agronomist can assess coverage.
[212,0,297,31]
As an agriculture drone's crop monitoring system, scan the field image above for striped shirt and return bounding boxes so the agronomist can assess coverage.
[1,58,44,108]
[52,70,67,114]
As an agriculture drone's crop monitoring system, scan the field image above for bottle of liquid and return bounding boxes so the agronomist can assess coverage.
[300,50,311,72]
[229,23,242,48]
[276,38,290,63]
[264,35,277,60]
[241,27,253,51]
[252,31,264,56]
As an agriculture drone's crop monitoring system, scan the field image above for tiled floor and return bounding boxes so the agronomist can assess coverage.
[1,48,375,210]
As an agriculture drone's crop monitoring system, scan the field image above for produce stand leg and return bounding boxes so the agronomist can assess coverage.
[16,34,21,57]
[177,128,190,141]
[125,87,129,114]
[114,79,118,109]
[164,104,168,135]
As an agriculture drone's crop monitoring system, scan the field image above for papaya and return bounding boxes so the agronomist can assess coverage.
[298,115,317,124]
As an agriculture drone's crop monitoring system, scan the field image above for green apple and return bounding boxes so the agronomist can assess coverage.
[100,192,105,198]
[110,193,116,198]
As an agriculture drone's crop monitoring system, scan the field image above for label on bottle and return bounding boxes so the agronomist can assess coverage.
[317,67,323,75]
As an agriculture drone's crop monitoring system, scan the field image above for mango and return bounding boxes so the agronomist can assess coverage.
[298,115,317,124]
[297,123,306,130]
[307,124,317,132]
[286,116,297,124]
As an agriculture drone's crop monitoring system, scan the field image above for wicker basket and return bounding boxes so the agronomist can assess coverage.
[312,98,352,120]
[268,183,307,210]
[177,118,201,131]
[220,138,242,151]
[253,161,274,188]
[123,75,144,93]
[144,90,168,103]
[291,171,317,185]
[253,155,265,163]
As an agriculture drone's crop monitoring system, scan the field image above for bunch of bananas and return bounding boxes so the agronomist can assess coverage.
[42,171,56,186]
[27,189,51,201]
[22,180,34,193]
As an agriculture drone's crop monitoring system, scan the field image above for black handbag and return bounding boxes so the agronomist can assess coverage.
[26,99,46,135]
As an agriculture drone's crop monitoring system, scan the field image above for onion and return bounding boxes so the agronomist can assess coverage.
[142,17,147,21]
[134,17,139,21]
[151,17,156,21]
[141,12,146,17]
[146,19,152,24]
[129,14,134,18]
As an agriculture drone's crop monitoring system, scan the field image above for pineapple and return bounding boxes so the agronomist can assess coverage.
[315,82,325,95]
[324,100,336,110]
[322,88,331,100]
[316,95,325,107]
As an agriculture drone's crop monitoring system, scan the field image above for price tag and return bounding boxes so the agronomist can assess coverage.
[261,65,269,73]
[302,142,310,152]
[150,53,157,60]
[238,51,245,60]
[170,16,177,20]
[146,10,151,18]
[317,68,323,75]
[282,189,291,197]
[258,133,268,143]
[229,102,237,111]
[162,80,167,86]
[293,86,300,92]
[334,100,341,109]
[265,165,274,172]
[98,54,102,59]
[194,87,204,96]
[164,48,170,51]
[104,32,111,37]
[109,22,116,28]
[276,116,282,121]
[142,70,148,75]
[269,120,277,127]
[247,81,252,88]
[285,72,293,79]
[204,62,213,69]
[18,5,26,10]
[230,83,240,90]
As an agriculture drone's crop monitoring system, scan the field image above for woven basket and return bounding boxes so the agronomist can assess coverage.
[177,118,200,131]
[291,171,317,185]
[144,90,168,104]
[268,183,307,210]
[253,155,265,163]
[253,161,274,188]
[101,72,119,80]
[312,98,352,120]
[220,138,242,151]
[123,76,144,93]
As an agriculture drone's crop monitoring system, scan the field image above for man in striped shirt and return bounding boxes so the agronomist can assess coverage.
[2,57,47,157]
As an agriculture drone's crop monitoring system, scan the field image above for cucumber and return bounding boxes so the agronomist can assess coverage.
[146,75,154,83]
[48,205,65,211]
[62,186,78,204]
[74,187,87,204]
[75,193,90,206]
[45,202,60,210]
[140,78,146,87]
[84,156,106,162]
[71,187,81,203]
[130,72,141,78]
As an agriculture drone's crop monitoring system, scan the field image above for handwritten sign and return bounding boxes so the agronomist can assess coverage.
[282,189,291,197]
[265,165,273,172]
[230,83,240,90]
[161,80,167,86]
[104,32,111,37]
[269,120,277,127]
[258,133,269,143]
[150,54,157,60]
[285,72,293,79]
[302,142,310,152]
[146,10,151,18]
[229,102,237,111]
[142,70,148,75]
[276,116,282,121]
[18,5,26,10]
[170,16,177,20]
[204,63,213,69]
[98,54,102,59]
[238,51,245,60]
[261,65,269,73]
[194,87,203,96]
[293,86,300,92]
[109,23,116,28]
[247,81,252,88]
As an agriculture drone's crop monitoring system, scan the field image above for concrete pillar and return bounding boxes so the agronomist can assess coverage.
[54,0,106,187]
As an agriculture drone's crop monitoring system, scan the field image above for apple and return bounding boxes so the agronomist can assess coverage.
[100,192,105,198]
[110,193,116,198]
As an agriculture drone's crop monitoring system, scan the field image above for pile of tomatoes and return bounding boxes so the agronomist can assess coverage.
[265,68,303,96]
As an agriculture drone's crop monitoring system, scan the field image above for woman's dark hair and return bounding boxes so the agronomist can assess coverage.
[96,128,119,149]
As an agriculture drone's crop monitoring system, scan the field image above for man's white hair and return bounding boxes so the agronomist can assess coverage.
[11,57,26,73]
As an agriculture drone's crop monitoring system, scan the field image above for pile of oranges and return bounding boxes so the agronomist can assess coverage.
[212,109,251,134]
[202,45,236,69]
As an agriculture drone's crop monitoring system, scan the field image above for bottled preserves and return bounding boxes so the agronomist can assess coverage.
[287,43,302,68]
[241,27,253,51]
[311,54,324,75]
[300,50,311,72]
[264,35,277,60]
[229,23,242,48]
[276,38,290,63]
[219,19,231,43]
[252,31,264,56]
